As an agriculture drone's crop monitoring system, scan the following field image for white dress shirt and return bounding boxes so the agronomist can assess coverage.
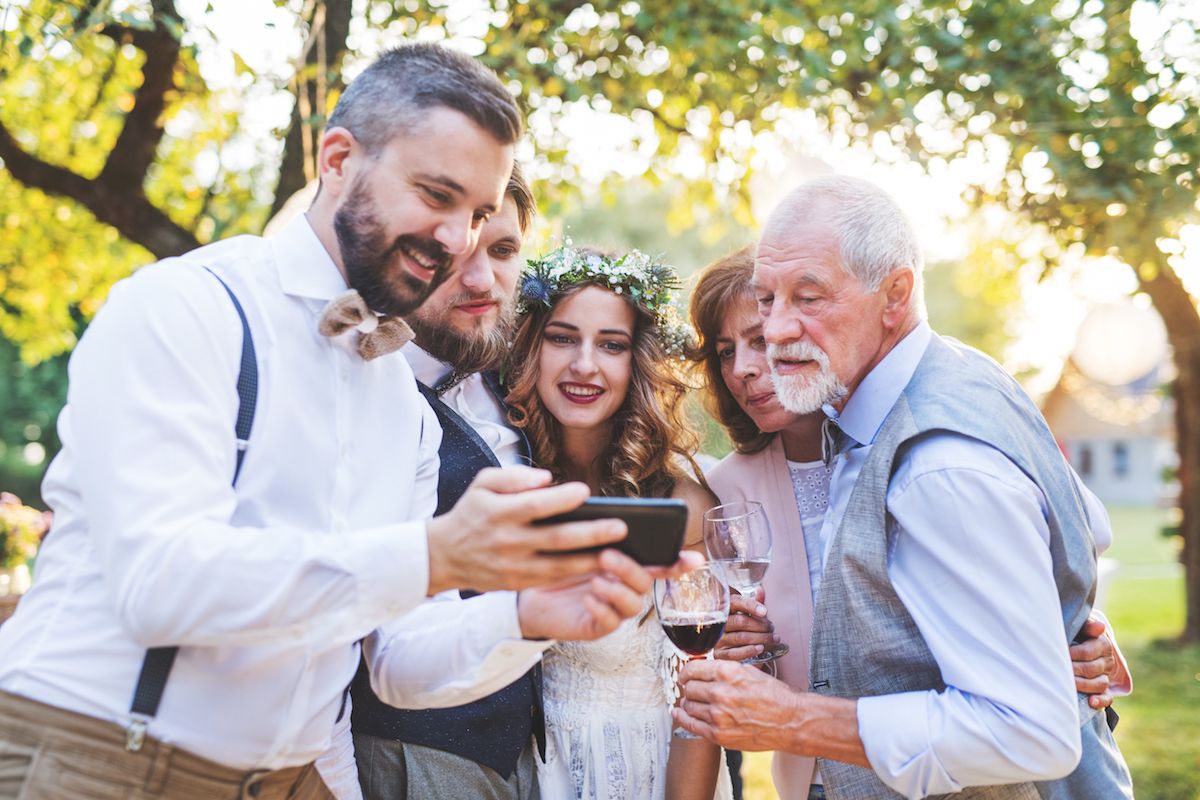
[820,322,1109,798]
[0,216,548,770]
[402,343,524,467]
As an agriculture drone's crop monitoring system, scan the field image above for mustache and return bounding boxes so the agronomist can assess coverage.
[445,289,508,307]
[766,341,831,367]
[388,235,451,277]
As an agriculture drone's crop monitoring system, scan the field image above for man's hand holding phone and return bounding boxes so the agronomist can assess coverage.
[516,549,703,642]
[425,466,698,598]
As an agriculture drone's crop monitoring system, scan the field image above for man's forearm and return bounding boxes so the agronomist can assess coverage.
[787,694,871,768]
[364,592,550,709]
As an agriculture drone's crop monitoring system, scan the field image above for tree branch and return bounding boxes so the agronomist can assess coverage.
[0,119,199,257]
[650,105,688,136]
[97,5,183,193]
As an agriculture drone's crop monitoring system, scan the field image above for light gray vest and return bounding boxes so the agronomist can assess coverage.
[810,334,1132,800]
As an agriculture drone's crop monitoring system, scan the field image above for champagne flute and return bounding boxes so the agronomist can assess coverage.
[703,501,789,664]
[654,563,730,739]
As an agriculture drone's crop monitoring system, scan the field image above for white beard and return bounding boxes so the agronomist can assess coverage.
[767,341,848,414]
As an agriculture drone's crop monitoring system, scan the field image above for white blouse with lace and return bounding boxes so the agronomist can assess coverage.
[538,602,673,800]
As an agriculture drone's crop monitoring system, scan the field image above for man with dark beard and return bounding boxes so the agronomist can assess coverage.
[0,44,696,800]
[347,165,544,800]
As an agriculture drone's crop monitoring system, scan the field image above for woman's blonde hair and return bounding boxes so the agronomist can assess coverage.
[689,245,775,454]
[505,263,702,499]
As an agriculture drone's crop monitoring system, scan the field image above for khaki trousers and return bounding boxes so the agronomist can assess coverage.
[0,690,333,800]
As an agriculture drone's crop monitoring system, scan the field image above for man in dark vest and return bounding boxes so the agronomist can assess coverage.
[675,176,1133,799]
[351,164,545,799]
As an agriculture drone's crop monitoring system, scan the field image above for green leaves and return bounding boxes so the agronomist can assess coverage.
[2,0,1198,367]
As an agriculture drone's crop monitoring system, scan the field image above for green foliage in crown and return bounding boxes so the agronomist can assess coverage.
[518,244,695,358]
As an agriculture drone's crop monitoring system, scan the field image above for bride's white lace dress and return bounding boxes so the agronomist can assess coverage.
[538,601,733,800]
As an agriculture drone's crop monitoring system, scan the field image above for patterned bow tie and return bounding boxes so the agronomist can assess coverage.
[317,290,414,361]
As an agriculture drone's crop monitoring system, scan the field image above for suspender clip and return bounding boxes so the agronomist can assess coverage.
[125,715,150,752]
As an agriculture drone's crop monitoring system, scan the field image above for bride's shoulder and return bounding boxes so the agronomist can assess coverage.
[671,476,718,549]
[671,475,718,513]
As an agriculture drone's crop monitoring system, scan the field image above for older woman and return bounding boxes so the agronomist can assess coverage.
[689,246,1131,799]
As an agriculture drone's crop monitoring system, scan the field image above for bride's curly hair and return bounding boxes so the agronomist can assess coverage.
[504,256,702,499]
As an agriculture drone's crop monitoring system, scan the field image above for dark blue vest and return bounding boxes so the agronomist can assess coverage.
[350,371,545,779]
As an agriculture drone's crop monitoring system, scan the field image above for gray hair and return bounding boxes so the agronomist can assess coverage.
[764,176,925,314]
[328,43,523,153]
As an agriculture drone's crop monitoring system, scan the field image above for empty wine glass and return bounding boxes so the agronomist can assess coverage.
[654,563,729,739]
[703,501,789,664]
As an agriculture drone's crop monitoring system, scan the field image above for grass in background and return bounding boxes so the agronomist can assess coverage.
[1104,506,1199,800]
[740,505,1199,800]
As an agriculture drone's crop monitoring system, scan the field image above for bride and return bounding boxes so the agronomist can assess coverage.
[503,245,730,800]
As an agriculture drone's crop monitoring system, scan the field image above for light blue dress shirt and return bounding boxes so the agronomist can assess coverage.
[819,322,1110,798]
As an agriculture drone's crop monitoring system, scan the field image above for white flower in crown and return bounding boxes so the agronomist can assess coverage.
[517,244,695,358]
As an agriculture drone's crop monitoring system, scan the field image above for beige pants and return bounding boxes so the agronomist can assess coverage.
[0,690,333,800]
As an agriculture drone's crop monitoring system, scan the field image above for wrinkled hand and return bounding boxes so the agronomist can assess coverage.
[714,588,777,662]
[518,549,704,641]
[673,659,868,767]
[1071,613,1122,709]
[426,466,627,595]
[672,658,800,752]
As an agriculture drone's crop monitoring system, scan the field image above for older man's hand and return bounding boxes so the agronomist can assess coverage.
[673,659,870,767]
[672,659,802,752]
[1070,611,1132,709]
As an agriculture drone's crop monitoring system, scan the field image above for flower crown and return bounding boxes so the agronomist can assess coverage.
[517,245,694,358]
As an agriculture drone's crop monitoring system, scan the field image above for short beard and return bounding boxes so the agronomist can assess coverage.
[333,179,451,317]
[767,341,848,414]
[407,294,517,374]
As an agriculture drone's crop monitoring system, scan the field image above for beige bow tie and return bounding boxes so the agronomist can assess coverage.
[317,290,414,361]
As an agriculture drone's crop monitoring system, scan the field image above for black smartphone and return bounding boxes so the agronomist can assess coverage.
[535,497,688,566]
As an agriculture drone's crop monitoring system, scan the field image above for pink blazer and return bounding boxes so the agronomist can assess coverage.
[707,436,817,796]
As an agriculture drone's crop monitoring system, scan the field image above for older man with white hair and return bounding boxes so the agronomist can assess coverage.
[676,175,1133,800]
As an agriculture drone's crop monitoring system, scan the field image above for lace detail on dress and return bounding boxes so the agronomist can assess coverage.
[539,598,673,800]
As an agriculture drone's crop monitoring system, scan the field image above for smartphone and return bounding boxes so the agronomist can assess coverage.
[535,497,688,566]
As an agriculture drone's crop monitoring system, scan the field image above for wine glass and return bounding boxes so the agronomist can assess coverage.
[654,563,730,739]
[703,501,789,664]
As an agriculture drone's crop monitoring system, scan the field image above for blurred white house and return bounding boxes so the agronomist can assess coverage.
[1040,303,1176,507]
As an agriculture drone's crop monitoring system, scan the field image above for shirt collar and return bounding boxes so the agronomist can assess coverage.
[401,343,454,387]
[823,321,932,447]
[271,214,349,303]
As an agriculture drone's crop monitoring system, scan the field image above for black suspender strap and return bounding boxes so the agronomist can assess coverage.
[126,267,258,751]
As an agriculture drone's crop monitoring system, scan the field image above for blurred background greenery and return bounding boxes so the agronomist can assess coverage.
[1,1,1197,795]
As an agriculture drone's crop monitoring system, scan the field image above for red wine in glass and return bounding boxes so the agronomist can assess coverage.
[654,563,730,740]
[662,614,728,656]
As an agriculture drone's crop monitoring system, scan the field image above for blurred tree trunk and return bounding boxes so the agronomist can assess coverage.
[269,0,353,220]
[1141,265,1200,643]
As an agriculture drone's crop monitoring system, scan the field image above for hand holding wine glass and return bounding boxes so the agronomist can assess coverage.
[703,501,789,664]
[654,563,729,739]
